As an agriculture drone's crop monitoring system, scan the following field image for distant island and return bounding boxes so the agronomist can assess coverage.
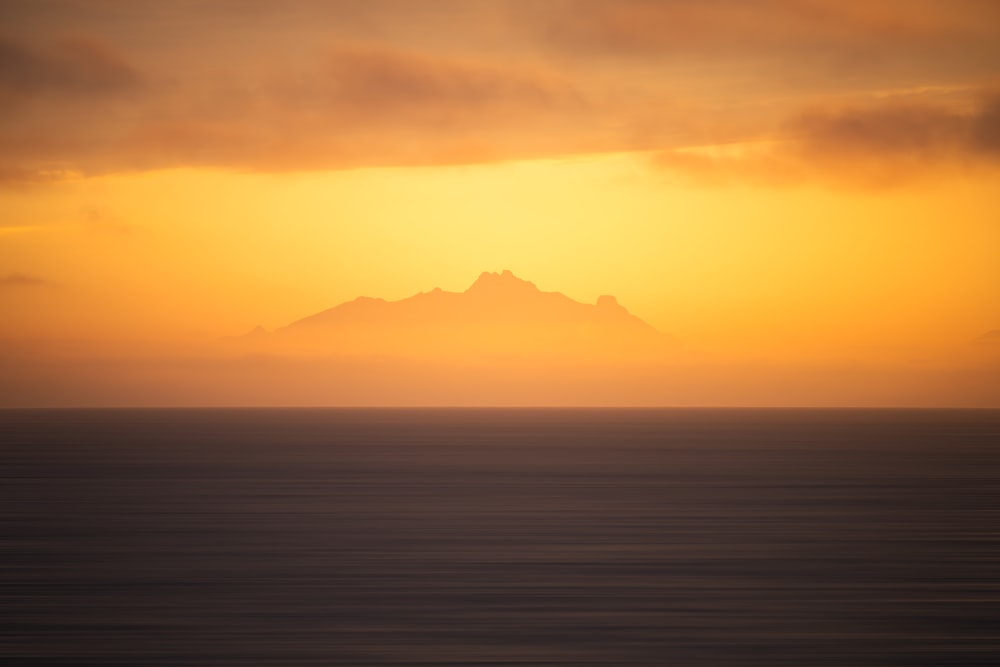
[236,270,670,361]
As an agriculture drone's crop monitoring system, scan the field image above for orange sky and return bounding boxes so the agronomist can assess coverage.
[1,0,999,406]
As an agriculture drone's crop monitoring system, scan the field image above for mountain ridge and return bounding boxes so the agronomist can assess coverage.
[238,271,669,360]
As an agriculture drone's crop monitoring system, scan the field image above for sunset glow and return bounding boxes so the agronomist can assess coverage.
[2,1,998,406]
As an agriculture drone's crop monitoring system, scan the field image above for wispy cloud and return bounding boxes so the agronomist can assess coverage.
[0,1,998,179]
[0,166,79,188]
[652,92,1000,188]
[0,35,142,99]
[0,272,57,288]
[3,37,598,175]
[533,0,1000,60]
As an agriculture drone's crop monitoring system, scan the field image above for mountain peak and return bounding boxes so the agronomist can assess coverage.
[596,294,620,309]
[467,269,537,293]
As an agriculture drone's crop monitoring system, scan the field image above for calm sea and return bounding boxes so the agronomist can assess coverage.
[2,408,999,665]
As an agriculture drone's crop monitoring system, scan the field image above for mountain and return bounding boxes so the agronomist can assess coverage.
[247,270,669,360]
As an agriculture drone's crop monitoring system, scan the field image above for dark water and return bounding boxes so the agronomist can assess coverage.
[2,409,999,666]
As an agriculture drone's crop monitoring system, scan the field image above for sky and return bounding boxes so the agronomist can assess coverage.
[1,0,999,406]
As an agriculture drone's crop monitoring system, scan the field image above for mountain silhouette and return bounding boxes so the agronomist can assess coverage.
[248,270,668,360]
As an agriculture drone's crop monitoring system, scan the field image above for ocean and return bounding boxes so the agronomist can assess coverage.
[2,408,999,665]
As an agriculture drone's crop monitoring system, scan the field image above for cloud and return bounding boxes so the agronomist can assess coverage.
[0,34,147,183]
[0,35,142,99]
[0,272,56,288]
[535,0,1000,57]
[1,38,598,176]
[320,42,582,119]
[529,0,1000,118]
[652,92,1000,188]
[0,166,77,188]
[790,96,1000,161]
[1,3,999,179]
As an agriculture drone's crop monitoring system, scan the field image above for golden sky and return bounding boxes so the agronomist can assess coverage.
[1,0,999,406]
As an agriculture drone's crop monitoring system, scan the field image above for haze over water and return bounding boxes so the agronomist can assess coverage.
[4,408,999,665]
